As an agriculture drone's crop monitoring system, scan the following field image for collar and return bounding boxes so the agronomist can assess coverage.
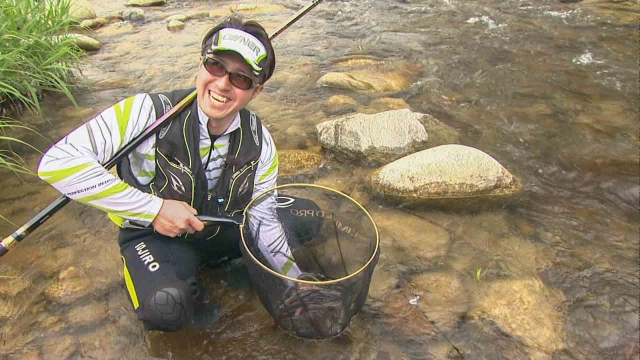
[197,104,241,136]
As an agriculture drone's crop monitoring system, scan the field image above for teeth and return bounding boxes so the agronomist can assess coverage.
[210,91,228,104]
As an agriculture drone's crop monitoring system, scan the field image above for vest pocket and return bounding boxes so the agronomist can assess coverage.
[154,150,196,206]
[226,160,259,212]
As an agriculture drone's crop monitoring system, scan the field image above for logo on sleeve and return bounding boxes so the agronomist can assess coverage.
[276,196,295,208]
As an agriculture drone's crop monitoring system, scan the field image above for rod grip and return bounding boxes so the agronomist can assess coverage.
[0,235,17,257]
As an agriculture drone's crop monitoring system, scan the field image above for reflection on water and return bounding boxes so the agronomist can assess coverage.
[0,0,637,359]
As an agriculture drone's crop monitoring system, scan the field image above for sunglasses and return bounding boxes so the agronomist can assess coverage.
[202,57,260,90]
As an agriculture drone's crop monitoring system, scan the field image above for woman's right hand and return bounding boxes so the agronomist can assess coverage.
[151,199,205,237]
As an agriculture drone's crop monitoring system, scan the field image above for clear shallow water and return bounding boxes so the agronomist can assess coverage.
[0,0,637,359]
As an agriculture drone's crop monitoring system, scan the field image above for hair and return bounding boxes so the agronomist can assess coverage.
[201,15,276,84]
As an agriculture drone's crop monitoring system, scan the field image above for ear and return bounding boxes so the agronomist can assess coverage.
[251,85,264,99]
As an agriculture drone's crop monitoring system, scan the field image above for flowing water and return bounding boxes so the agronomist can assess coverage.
[0,0,638,359]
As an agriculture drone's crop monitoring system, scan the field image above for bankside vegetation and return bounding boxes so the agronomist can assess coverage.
[1,0,82,174]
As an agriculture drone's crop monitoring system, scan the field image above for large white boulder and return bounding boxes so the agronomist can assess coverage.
[369,144,521,203]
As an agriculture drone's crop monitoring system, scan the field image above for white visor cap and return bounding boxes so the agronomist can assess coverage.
[207,28,268,76]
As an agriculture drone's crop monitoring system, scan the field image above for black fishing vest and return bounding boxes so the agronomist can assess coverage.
[117,88,263,238]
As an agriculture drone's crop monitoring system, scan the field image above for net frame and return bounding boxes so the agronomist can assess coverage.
[239,183,380,338]
[240,183,380,285]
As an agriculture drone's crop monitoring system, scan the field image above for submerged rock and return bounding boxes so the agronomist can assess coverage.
[235,3,286,13]
[373,208,451,263]
[0,276,30,297]
[409,271,471,332]
[448,212,553,278]
[541,267,639,358]
[42,335,77,360]
[324,95,358,116]
[166,14,188,22]
[167,20,185,31]
[369,144,521,204]
[68,0,96,22]
[315,109,432,165]
[368,263,398,299]
[379,290,439,339]
[278,149,323,176]
[317,70,413,93]
[126,0,166,6]
[209,8,233,18]
[121,8,145,22]
[66,302,108,327]
[80,17,109,29]
[470,278,566,357]
[66,34,102,51]
[365,97,410,113]
[45,266,94,305]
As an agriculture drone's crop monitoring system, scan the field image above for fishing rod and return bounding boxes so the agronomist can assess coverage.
[0,0,325,258]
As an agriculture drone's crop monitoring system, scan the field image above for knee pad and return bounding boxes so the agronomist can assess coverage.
[142,281,194,332]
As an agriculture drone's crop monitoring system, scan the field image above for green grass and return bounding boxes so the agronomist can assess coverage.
[0,0,83,175]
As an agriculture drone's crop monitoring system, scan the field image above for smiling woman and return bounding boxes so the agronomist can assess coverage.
[0,0,82,174]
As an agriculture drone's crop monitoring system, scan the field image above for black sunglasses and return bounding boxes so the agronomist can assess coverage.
[202,57,260,90]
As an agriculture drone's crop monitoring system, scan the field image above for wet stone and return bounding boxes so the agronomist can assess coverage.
[369,144,522,205]
[408,271,471,332]
[45,266,94,305]
[66,302,108,326]
[324,95,358,116]
[317,70,414,93]
[470,278,566,355]
[42,335,77,360]
[121,8,145,22]
[40,314,65,332]
[334,56,386,67]
[373,209,451,264]
[166,14,188,22]
[0,276,30,296]
[378,290,439,339]
[235,4,286,13]
[448,212,553,278]
[167,20,185,31]
[448,320,533,360]
[209,8,232,18]
[7,349,40,360]
[66,34,102,52]
[0,324,37,357]
[541,267,639,358]
[126,0,166,6]
[365,97,410,113]
[78,322,147,360]
[80,17,109,29]
[69,0,96,22]
[316,109,430,165]
[277,149,323,176]
[93,78,137,90]
[368,261,399,299]
[0,297,23,318]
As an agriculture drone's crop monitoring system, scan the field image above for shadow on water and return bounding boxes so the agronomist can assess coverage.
[0,0,638,359]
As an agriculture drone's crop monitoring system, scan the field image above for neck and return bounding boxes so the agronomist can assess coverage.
[207,116,234,136]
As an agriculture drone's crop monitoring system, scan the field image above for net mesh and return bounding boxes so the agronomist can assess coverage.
[240,184,379,339]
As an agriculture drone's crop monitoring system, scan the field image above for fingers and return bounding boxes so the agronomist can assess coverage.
[182,204,204,233]
[152,199,205,237]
